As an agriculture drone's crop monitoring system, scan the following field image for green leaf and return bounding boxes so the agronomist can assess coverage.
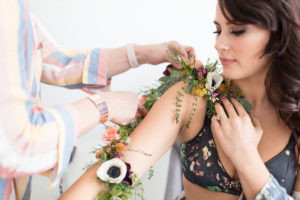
[186,83,194,93]
[158,76,170,82]
[236,97,253,112]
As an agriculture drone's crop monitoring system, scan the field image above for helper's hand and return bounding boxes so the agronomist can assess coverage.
[135,41,196,69]
[100,91,139,125]
[135,96,149,118]
[211,98,263,167]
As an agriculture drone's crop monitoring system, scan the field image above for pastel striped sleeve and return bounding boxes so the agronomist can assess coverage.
[31,15,110,88]
[254,174,293,200]
[0,0,81,187]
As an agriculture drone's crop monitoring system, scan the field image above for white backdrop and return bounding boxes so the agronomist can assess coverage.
[28,0,218,199]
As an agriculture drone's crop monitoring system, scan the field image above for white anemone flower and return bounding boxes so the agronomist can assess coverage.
[97,158,127,184]
[205,72,223,92]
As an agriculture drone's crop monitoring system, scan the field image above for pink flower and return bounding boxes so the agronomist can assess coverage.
[116,153,125,158]
[102,126,120,144]
[221,95,227,99]
[212,93,219,98]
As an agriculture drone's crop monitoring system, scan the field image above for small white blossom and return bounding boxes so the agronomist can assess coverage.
[205,72,223,92]
[97,158,127,184]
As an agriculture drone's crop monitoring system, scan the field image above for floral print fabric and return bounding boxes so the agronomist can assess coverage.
[180,115,297,198]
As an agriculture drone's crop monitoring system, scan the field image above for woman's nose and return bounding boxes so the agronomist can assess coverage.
[214,33,230,53]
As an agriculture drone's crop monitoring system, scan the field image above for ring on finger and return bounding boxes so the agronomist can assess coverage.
[216,114,226,121]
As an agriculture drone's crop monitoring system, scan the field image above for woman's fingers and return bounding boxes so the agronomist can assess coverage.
[222,98,238,118]
[231,98,248,116]
[195,60,204,69]
[167,41,196,69]
[137,102,148,117]
[184,46,196,59]
[211,115,223,136]
[214,102,229,126]
[250,115,263,131]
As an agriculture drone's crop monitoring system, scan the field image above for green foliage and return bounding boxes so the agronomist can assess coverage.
[96,176,144,200]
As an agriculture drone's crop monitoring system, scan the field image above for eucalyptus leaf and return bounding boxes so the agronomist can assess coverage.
[236,97,253,112]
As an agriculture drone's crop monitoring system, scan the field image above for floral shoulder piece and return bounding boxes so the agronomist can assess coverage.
[158,46,252,127]
[91,46,252,199]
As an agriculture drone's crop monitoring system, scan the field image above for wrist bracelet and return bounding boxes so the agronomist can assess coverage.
[126,43,140,68]
[88,94,108,123]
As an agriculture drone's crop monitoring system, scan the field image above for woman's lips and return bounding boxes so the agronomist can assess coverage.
[220,57,236,66]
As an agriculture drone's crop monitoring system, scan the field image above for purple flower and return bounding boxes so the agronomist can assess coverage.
[212,93,219,98]
[163,64,174,76]
[122,162,134,186]
[221,95,227,99]
[197,68,207,77]
[116,153,124,158]
[197,71,203,77]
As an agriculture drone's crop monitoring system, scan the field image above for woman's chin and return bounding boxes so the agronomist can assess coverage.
[221,69,243,80]
[221,71,233,80]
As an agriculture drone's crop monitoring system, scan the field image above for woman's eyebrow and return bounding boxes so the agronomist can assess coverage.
[213,20,220,26]
[214,20,236,26]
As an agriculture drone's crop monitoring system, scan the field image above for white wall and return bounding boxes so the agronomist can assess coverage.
[28,0,218,199]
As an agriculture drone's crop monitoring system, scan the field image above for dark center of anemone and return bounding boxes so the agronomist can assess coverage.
[212,79,216,87]
[107,166,121,178]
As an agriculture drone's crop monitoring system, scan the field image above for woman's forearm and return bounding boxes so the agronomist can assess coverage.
[107,47,131,78]
[106,44,150,78]
[235,151,270,199]
[106,41,195,78]
[253,174,293,200]
[59,163,104,200]
[70,97,100,138]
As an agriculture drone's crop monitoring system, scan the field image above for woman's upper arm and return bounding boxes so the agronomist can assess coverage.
[124,81,206,177]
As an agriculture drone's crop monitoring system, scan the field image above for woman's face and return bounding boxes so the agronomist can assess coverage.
[214,4,271,80]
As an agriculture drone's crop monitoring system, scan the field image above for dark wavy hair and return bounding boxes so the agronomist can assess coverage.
[218,0,300,140]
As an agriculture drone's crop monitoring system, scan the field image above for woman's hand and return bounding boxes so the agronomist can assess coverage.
[211,98,263,167]
[100,91,140,125]
[135,41,196,69]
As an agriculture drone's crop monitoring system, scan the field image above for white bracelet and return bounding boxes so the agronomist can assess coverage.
[126,43,140,68]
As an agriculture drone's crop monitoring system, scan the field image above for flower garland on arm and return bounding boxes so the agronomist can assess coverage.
[91,46,252,199]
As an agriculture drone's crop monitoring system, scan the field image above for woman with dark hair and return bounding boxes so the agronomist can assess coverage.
[60,0,300,199]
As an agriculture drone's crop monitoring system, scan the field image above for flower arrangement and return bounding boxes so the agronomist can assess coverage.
[93,120,148,200]
[144,46,252,127]
[92,46,252,199]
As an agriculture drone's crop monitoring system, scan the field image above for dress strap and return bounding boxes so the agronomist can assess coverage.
[287,133,297,149]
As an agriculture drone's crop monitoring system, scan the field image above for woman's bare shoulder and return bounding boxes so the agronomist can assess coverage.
[161,81,207,142]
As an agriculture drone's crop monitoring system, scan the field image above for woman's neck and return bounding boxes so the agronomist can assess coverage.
[233,76,270,113]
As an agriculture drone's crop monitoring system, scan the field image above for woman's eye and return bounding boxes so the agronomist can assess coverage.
[231,30,245,35]
[213,30,221,35]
